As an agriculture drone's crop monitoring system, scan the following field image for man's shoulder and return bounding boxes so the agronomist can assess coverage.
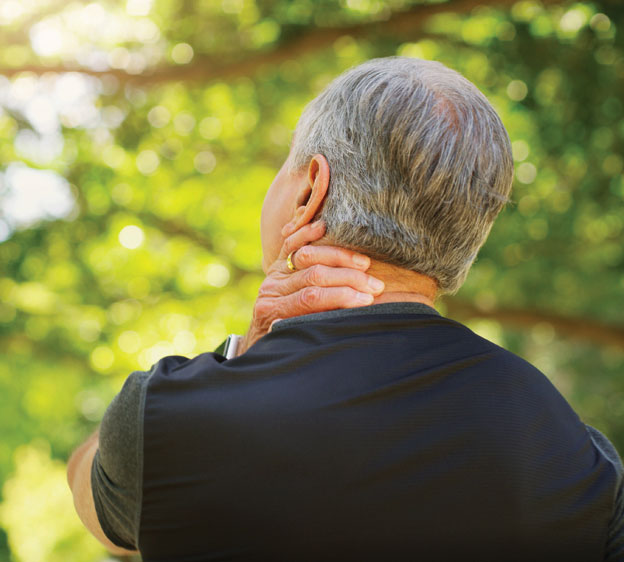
[443,318,559,381]
[98,369,151,474]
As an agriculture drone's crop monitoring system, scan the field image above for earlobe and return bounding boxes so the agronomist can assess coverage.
[291,154,330,230]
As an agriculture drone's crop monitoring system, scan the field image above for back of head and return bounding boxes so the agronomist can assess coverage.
[289,57,514,294]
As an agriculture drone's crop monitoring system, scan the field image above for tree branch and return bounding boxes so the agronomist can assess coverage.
[445,299,624,350]
[142,215,257,283]
[0,0,563,86]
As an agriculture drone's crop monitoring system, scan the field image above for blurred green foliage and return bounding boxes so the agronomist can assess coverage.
[0,0,623,559]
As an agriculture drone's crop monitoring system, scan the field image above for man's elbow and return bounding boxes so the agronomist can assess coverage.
[67,430,99,491]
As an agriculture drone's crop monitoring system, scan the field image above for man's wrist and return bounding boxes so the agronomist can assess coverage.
[237,332,254,356]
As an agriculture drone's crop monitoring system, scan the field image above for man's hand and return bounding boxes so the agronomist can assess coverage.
[239,220,384,354]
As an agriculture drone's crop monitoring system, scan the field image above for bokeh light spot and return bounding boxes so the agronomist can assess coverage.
[174,112,196,135]
[136,149,160,175]
[517,162,537,184]
[2,165,75,231]
[118,225,145,249]
[173,330,196,355]
[194,151,217,174]
[559,8,587,33]
[90,346,114,372]
[507,80,528,101]
[126,0,153,16]
[203,263,230,287]
[147,105,170,128]
[171,43,194,64]
[199,117,222,140]
[118,330,141,353]
[590,13,611,32]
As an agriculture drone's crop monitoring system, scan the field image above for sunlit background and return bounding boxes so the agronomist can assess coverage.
[0,0,623,560]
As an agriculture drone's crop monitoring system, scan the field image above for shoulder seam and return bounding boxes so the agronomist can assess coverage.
[133,371,150,550]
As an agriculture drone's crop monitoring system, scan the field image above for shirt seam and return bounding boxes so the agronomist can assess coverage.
[133,371,149,550]
[585,424,624,557]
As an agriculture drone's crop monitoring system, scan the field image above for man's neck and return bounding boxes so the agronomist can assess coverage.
[366,259,438,309]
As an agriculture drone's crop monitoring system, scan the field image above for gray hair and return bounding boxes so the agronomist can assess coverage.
[288,56,514,294]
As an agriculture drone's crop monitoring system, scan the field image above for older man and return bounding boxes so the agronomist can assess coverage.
[68,57,623,561]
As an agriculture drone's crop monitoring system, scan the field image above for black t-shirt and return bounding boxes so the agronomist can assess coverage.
[91,303,624,561]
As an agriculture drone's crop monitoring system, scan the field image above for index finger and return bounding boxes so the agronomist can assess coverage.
[291,245,371,272]
[279,220,326,260]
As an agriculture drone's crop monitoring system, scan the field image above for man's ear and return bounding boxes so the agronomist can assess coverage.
[291,154,330,230]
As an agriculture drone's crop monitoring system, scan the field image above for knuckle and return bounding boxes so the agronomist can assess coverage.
[296,245,312,264]
[349,270,368,288]
[257,279,272,294]
[258,279,278,298]
[282,235,296,255]
[305,264,323,285]
[356,271,371,287]
[300,286,321,308]
[254,299,272,319]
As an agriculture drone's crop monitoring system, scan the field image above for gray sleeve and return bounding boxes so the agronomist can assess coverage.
[91,370,150,550]
[586,425,624,561]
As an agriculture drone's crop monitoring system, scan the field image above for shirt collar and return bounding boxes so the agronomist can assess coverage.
[272,301,440,332]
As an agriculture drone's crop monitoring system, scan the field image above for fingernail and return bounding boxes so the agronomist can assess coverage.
[312,220,324,230]
[352,254,369,268]
[368,277,384,292]
[357,293,374,305]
